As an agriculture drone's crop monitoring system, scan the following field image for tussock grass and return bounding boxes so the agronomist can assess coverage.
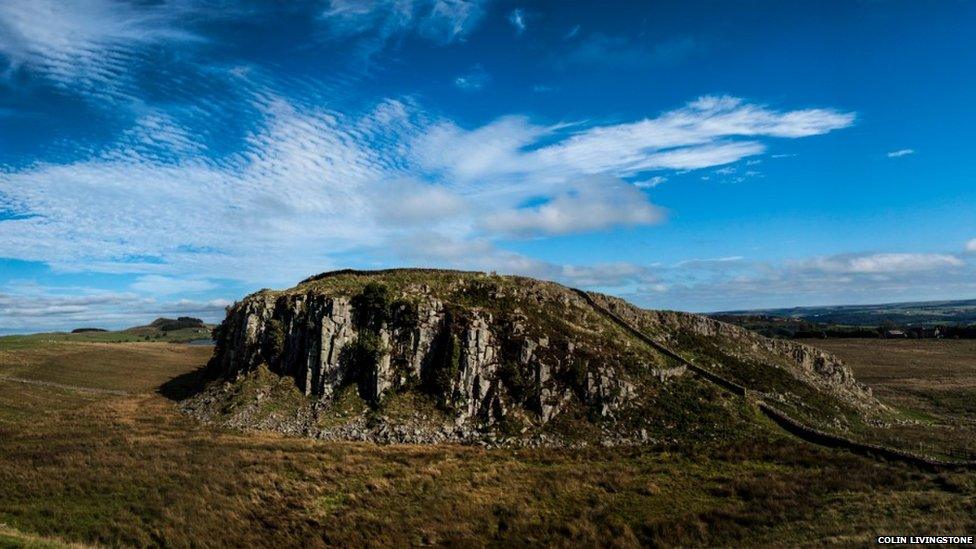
[804,339,976,460]
[0,341,974,547]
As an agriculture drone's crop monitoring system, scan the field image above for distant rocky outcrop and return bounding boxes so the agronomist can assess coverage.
[148,317,205,331]
[183,269,879,446]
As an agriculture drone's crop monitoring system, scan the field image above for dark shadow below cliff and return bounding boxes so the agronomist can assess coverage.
[157,366,213,402]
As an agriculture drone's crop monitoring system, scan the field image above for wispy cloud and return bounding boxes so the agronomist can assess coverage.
[624,251,974,312]
[320,0,489,50]
[0,288,230,332]
[481,176,664,237]
[453,64,490,90]
[796,252,962,274]
[508,8,526,34]
[0,0,203,102]
[887,148,915,158]
[0,94,854,288]
[966,239,976,253]
[634,176,666,188]
[130,275,217,295]
[414,95,854,187]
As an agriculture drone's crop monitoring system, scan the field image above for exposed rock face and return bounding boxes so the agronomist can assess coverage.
[191,269,881,444]
[204,280,628,433]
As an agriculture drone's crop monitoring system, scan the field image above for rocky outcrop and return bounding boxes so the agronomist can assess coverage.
[203,280,637,434]
[190,269,881,444]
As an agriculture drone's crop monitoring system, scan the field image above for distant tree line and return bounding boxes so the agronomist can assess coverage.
[149,316,205,332]
[711,314,976,339]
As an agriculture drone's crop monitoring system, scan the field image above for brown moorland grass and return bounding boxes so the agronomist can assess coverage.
[0,340,974,547]
[0,342,214,393]
[802,338,976,459]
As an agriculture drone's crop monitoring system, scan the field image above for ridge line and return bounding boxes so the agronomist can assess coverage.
[571,288,976,471]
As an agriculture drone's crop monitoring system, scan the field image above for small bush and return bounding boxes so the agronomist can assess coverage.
[424,322,461,409]
[339,332,388,402]
[351,282,391,331]
[497,361,534,404]
[390,299,419,328]
[262,319,286,363]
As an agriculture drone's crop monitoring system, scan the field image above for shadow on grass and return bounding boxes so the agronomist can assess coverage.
[157,366,214,401]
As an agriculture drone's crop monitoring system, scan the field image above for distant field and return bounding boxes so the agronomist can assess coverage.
[717,298,976,327]
[0,342,214,393]
[802,338,976,459]
[0,340,974,546]
[0,326,213,348]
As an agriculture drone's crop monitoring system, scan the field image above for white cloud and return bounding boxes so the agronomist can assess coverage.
[453,64,490,90]
[558,263,658,288]
[414,96,854,186]
[482,176,665,237]
[800,253,962,274]
[634,176,666,188]
[0,0,201,100]
[0,94,855,293]
[887,148,915,158]
[130,275,217,295]
[508,8,526,34]
[618,250,976,312]
[372,179,466,226]
[676,256,744,268]
[0,289,230,333]
[321,0,488,46]
[966,239,976,253]
[0,94,414,285]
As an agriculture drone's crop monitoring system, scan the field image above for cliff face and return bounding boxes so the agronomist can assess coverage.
[187,269,879,445]
[200,273,645,438]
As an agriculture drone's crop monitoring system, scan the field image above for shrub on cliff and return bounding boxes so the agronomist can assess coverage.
[352,282,391,331]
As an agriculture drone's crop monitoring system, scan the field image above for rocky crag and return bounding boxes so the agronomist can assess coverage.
[182,269,880,446]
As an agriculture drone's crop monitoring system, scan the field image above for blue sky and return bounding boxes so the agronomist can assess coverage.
[1,0,974,333]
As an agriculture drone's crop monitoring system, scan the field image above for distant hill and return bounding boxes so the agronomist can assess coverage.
[137,317,205,332]
[1,318,214,345]
[711,298,976,339]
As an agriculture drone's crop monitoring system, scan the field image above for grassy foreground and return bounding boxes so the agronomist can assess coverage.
[0,338,974,547]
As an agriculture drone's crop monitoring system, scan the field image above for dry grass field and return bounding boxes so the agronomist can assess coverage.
[0,338,974,547]
[802,338,976,460]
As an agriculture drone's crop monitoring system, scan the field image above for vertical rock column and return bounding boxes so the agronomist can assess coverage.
[314,297,356,399]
